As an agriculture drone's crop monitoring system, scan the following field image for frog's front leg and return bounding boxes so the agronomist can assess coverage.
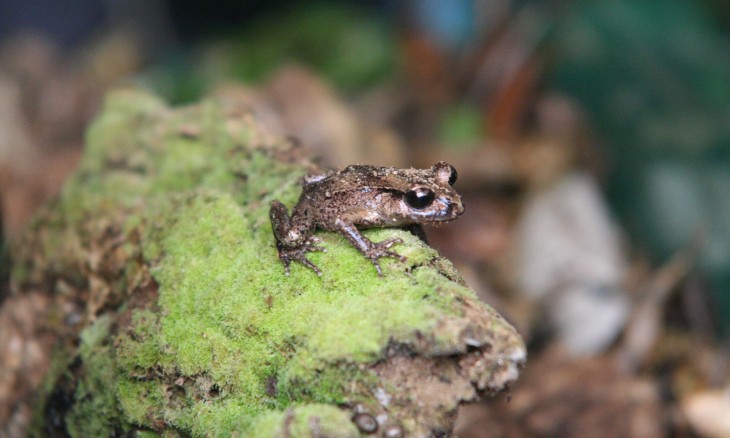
[269,200,325,276]
[333,218,406,276]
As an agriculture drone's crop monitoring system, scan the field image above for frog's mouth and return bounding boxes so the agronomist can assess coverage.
[427,215,460,225]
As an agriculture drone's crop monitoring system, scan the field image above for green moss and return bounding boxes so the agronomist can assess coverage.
[116,379,168,427]
[40,89,510,436]
[66,315,124,437]
[115,310,168,372]
[113,191,454,434]
[248,404,359,438]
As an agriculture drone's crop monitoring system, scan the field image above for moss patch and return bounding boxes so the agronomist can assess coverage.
[27,89,520,437]
[65,315,121,437]
[248,404,359,438]
[114,190,470,435]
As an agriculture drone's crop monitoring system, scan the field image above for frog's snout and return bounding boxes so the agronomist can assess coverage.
[437,196,464,220]
[453,199,465,217]
[449,198,465,218]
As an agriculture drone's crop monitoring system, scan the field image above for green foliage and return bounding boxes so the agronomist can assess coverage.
[551,0,730,329]
[226,3,397,92]
[141,3,397,104]
[438,103,486,149]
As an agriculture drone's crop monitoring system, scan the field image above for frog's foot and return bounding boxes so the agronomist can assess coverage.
[276,238,327,276]
[366,238,406,276]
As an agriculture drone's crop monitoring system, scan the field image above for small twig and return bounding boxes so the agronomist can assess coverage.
[617,241,699,373]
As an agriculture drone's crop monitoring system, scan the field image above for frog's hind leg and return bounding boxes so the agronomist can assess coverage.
[269,200,325,276]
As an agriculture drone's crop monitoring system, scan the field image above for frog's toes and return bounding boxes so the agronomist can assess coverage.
[303,237,327,252]
[366,239,407,275]
[378,237,403,249]
[295,256,322,276]
[277,243,325,276]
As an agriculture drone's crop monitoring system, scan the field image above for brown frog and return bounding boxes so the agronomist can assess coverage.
[269,161,464,276]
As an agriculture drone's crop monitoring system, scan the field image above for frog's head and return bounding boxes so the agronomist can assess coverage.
[396,161,465,223]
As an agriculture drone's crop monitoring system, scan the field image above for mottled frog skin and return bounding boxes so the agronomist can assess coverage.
[269,162,464,276]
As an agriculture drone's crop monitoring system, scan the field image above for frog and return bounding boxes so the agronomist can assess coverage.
[269,161,465,276]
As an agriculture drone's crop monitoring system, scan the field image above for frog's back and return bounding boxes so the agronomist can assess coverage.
[312,165,423,196]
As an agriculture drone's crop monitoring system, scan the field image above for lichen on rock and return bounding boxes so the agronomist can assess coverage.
[5,89,525,437]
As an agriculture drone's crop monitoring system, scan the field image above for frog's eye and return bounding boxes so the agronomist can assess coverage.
[406,188,435,210]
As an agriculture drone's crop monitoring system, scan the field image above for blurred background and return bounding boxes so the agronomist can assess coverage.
[1,0,729,436]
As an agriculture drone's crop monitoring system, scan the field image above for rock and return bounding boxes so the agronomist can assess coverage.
[3,89,525,437]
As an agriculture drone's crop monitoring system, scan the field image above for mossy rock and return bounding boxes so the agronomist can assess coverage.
[9,89,525,437]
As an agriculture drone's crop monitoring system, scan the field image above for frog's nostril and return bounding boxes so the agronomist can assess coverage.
[449,201,465,217]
